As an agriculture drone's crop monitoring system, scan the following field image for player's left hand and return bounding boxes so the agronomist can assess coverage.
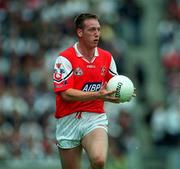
[97,82,120,103]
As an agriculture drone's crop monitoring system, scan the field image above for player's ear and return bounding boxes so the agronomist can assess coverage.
[77,28,83,37]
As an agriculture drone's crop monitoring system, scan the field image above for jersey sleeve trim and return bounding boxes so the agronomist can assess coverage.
[109,55,118,75]
[108,69,117,76]
[53,70,73,83]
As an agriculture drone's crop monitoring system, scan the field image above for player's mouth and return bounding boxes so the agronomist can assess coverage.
[94,39,99,43]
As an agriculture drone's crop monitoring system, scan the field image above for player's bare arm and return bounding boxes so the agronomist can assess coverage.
[60,87,120,103]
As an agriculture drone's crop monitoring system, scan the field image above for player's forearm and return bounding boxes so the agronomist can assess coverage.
[60,88,100,102]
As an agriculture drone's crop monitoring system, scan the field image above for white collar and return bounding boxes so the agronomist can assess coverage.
[73,42,99,57]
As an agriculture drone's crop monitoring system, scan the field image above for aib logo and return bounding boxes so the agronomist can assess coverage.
[82,82,102,92]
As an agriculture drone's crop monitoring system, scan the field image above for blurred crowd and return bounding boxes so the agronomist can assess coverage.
[144,1,180,168]
[0,0,179,168]
[149,0,180,147]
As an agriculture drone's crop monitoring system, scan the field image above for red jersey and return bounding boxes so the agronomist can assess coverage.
[53,43,117,118]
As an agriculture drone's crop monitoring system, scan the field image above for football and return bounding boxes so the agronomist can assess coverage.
[106,75,134,102]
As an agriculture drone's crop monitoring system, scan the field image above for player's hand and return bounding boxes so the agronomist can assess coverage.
[104,95,121,103]
[97,83,120,103]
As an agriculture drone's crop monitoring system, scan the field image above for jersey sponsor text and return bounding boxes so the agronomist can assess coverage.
[82,82,102,92]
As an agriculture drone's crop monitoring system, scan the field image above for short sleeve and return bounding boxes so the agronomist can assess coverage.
[106,56,118,81]
[53,56,74,93]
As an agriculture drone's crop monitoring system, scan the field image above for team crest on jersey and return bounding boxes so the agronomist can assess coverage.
[101,66,106,76]
[74,67,83,76]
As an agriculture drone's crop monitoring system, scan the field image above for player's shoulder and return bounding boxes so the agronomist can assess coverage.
[97,47,112,57]
[58,46,75,58]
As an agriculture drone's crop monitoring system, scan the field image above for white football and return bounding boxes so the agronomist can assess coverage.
[106,75,134,102]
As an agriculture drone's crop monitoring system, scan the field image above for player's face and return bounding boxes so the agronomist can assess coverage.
[78,19,101,48]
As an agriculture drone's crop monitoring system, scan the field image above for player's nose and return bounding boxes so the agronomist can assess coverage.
[94,29,100,36]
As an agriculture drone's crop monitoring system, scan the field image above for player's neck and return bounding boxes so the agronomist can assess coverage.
[77,42,95,61]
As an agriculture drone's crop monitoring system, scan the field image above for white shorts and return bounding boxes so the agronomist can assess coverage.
[56,112,108,149]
